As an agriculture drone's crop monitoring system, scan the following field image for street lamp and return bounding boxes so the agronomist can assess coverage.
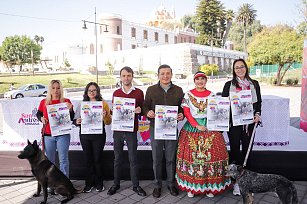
[82,7,108,84]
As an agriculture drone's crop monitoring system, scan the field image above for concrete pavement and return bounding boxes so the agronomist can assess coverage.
[0,178,307,203]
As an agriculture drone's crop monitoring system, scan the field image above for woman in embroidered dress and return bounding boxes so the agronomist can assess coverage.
[175,71,231,198]
[222,59,262,196]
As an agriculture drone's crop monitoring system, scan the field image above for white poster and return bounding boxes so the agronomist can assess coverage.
[230,90,254,126]
[111,97,135,132]
[47,103,72,136]
[207,96,230,131]
[81,101,103,134]
[154,105,178,140]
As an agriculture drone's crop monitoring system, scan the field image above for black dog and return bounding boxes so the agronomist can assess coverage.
[226,164,298,204]
[18,140,79,204]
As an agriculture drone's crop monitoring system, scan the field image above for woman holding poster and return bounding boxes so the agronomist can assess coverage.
[73,82,111,193]
[36,80,74,178]
[222,59,262,196]
[175,71,231,198]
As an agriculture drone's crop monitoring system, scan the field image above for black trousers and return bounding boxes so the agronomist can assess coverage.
[150,126,178,188]
[80,134,106,187]
[227,123,255,169]
[113,131,139,187]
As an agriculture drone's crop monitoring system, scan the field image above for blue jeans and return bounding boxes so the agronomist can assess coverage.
[44,134,70,177]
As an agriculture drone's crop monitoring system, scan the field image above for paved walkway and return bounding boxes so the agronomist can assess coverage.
[0,179,307,204]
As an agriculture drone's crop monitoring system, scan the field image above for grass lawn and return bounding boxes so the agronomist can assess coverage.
[0,73,116,93]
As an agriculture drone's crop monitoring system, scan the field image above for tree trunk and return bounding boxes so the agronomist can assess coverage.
[276,63,292,86]
[243,26,247,53]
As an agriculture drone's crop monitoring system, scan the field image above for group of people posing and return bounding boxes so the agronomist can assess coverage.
[36,58,262,198]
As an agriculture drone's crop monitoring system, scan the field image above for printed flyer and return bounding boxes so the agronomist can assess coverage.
[81,101,103,134]
[111,97,135,132]
[47,103,72,136]
[230,90,254,126]
[154,105,178,140]
[207,96,230,131]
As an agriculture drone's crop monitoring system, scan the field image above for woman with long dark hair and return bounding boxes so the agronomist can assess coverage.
[222,59,262,196]
[74,82,111,193]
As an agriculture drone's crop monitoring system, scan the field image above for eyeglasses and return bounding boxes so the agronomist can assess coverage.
[88,89,97,93]
[234,66,246,70]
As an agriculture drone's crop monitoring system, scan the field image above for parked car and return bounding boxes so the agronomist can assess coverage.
[4,84,48,99]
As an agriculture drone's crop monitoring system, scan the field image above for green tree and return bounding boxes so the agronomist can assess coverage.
[199,64,218,76]
[34,35,40,44]
[248,25,304,86]
[0,35,42,70]
[195,0,226,47]
[223,9,235,43]
[228,20,263,51]
[181,14,196,31]
[236,3,257,52]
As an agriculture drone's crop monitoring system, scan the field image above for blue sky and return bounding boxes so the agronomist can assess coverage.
[0,0,302,51]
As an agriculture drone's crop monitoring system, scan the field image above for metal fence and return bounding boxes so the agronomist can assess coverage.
[249,63,302,76]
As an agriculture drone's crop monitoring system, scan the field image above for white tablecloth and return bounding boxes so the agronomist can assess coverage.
[0,95,290,151]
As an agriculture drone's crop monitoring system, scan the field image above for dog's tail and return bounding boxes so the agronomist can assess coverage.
[290,183,298,204]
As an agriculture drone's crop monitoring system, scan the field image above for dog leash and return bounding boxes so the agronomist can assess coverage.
[243,122,257,168]
[41,124,47,153]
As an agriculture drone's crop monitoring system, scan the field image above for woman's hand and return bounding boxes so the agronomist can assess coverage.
[254,113,261,123]
[135,106,141,114]
[76,118,82,125]
[196,125,207,132]
[41,116,48,125]
[147,110,155,119]
[177,113,184,121]
[66,102,73,110]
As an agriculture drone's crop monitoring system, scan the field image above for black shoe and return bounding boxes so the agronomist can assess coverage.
[96,184,105,192]
[107,185,120,195]
[133,186,147,196]
[152,188,161,198]
[83,186,94,193]
[167,186,178,196]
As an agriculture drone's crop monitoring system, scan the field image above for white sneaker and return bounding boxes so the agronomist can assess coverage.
[187,191,194,198]
[206,193,214,198]
[233,183,241,196]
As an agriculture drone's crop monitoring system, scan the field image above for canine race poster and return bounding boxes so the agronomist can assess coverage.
[111,97,135,132]
[207,96,230,131]
[154,105,178,140]
[230,90,254,126]
[80,101,103,134]
[47,103,72,136]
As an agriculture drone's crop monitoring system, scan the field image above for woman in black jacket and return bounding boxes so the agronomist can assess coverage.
[222,59,262,196]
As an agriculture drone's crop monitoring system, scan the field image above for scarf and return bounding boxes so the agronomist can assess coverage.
[230,77,258,103]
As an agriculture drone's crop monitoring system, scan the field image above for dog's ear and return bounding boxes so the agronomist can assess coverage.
[33,140,38,148]
[27,139,31,145]
[237,165,243,172]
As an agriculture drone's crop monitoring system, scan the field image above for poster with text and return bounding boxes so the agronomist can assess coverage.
[207,96,230,131]
[47,103,72,136]
[81,101,103,134]
[111,97,135,132]
[154,105,178,140]
[230,90,254,126]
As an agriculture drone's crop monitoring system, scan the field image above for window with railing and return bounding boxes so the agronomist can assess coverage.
[131,27,136,38]
[165,34,169,43]
[155,32,159,42]
[143,30,148,40]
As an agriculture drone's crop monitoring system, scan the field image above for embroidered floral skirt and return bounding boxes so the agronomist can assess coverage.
[175,121,231,195]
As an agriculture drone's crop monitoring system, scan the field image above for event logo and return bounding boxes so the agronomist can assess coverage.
[18,108,40,125]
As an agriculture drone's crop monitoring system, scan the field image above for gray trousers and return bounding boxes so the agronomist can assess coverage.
[113,131,139,187]
[150,126,178,188]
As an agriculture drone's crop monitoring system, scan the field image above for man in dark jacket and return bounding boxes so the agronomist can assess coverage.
[143,64,184,198]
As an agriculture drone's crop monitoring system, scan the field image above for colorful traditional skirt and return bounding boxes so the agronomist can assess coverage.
[175,120,231,195]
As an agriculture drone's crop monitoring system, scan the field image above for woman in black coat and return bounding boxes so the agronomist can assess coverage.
[222,59,262,196]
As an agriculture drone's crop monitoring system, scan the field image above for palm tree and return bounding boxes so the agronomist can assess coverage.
[223,9,235,44]
[39,36,44,46]
[236,3,257,52]
[34,35,40,44]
